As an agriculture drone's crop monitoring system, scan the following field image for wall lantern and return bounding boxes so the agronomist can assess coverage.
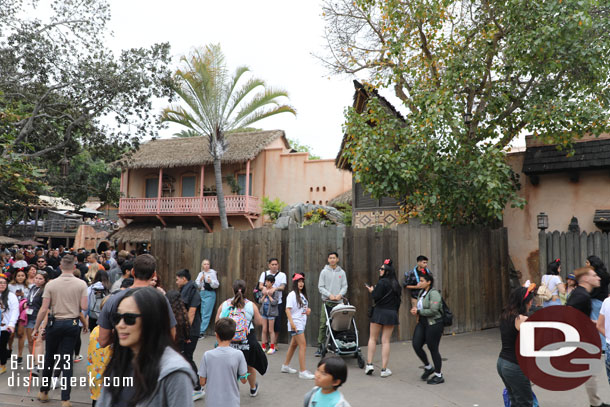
[463,112,473,125]
[537,212,549,230]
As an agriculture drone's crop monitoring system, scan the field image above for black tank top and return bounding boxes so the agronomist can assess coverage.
[499,316,519,364]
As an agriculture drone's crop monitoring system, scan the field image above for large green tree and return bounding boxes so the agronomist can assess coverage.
[0,0,172,217]
[162,45,296,229]
[323,0,610,225]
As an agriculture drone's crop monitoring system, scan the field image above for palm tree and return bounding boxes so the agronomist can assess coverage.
[162,44,296,229]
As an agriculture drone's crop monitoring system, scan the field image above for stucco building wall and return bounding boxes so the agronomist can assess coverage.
[504,152,610,282]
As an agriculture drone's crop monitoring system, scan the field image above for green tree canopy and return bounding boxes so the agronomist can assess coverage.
[287,137,321,160]
[323,0,610,225]
[162,44,296,229]
[0,0,172,215]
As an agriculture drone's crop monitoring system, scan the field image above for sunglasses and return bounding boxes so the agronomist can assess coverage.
[111,312,142,326]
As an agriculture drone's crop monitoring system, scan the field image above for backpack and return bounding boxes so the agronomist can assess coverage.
[441,297,453,327]
[88,287,107,320]
[536,284,552,301]
[221,300,250,342]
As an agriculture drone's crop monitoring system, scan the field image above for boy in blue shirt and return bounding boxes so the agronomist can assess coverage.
[304,356,351,407]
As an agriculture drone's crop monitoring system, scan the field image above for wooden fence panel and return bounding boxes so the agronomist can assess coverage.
[151,223,507,345]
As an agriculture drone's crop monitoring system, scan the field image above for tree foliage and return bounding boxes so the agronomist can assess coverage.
[0,0,172,213]
[287,137,321,160]
[162,44,296,229]
[322,0,610,225]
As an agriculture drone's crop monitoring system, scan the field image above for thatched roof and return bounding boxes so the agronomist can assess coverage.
[118,130,288,169]
[108,223,155,243]
[0,236,19,245]
[328,189,352,206]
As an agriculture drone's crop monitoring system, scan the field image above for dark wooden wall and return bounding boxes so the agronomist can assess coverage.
[151,223,509,345]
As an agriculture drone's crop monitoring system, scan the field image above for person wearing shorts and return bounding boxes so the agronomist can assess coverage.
[281,273,314,380]
[260,274,280,354]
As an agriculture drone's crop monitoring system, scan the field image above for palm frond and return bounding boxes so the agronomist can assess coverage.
[231,88,295,130]
[233,104,297,130]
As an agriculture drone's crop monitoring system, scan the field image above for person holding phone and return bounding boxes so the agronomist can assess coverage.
[364,259,401,377]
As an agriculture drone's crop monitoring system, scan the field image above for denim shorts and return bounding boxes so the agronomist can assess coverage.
[261,315,275,320]
[290,330,304,337]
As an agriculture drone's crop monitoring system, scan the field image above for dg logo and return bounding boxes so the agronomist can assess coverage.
[517,305,602,391]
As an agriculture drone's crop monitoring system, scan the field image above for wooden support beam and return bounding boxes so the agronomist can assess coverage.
[245,160,250,212]
[125,169,129,198]
[156,215,167,227]
[199,165,205,199]
[157,168,163,213]
[245,215,255,229]
[198,215,212,233]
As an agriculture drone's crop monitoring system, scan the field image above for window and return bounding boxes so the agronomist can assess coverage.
[145,178,159,198]
[316,187,320,192]
[310,187,313,192]
[237,174,253,195]
[182,176,196,197]
[323,186,326,191]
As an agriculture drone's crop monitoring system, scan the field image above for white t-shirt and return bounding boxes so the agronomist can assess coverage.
[286,291,308,332]
[259,270,287,304]
[600,298,610,344]
[541,274,562,296]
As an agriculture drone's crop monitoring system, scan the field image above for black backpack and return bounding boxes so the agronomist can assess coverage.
[441,297,453,327]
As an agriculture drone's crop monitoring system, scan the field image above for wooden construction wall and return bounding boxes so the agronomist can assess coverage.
[539,229,610,280]
[151,223,509,345]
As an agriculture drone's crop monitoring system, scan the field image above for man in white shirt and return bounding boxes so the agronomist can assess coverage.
[258,258,286,348]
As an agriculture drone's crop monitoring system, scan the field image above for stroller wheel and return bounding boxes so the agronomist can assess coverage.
[357,354,365,369]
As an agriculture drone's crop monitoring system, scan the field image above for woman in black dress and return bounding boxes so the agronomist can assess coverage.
[365,259,402,377]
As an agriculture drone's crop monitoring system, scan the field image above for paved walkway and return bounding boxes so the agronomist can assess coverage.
[0,328,606,406]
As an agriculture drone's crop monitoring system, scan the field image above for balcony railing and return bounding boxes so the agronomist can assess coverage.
[118,196,261,216]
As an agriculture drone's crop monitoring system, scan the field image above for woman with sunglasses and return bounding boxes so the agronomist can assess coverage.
[497,284,536,407]
[364,259,401,377]
[97,287,197,407]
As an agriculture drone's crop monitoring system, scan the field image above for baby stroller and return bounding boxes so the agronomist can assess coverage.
[320,300,365,368]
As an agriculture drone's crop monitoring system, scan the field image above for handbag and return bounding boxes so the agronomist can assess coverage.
[368,288,393,318]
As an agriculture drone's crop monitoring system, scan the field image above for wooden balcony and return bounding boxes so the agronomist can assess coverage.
[118,195,261,217]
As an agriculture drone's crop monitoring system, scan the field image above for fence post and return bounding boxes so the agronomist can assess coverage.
[539,230,547,281]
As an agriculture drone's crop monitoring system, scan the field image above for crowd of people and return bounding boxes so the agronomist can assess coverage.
[498,257,610,407]
[0,245,448,406]
[13,244,610,407]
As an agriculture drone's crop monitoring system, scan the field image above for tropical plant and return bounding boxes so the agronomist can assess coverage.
[302,208,335,226]
[162,45,296,229]
[262,196,286,221]
[287,137,321,160]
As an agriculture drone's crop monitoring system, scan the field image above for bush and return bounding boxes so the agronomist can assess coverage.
[333,203,352,226]
[302,208,335,226]
[262,196,286,221]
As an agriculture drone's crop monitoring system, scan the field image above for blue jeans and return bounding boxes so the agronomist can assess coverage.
[497,357,533,407]
[542,298,561,307]
[200,290,216,334]
[591,299,606,352]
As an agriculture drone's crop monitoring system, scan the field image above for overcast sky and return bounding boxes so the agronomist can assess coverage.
[103,0,361,159]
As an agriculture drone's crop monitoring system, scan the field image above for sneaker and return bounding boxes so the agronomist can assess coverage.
[37,392,49,403]
[198,333,206,340]
[192,389,205,401]
[267,348,276,355]
[281,365,297,374]
[61,401,72,407]
[249,383,259,397]
[380,368,392,378]
[17,357,23,365]
[299,370,315,380]
[0,365,6,375]
[427,374,445,385]
[74,355,83,363]
[31,368,39,377]
[261,344,267,352]
[421,366,435,381]
[365,364,374,375]
[314,345,322,357]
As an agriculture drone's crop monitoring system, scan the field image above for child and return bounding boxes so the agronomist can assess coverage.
[304,355,351,407]
[281,273,314,379]
[87,296,113,406]
[260,274,280,354]
[198,318,248,407]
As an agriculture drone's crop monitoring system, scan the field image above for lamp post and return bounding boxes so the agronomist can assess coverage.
[537,212,549,230]
[463,112,473,125]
